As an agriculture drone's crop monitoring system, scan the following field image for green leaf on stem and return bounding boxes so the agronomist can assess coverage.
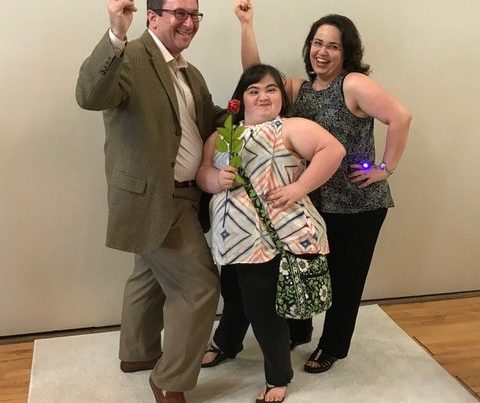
[235,174,245,185]
[231,139,243,153]
[234,126,245,137]
[230,155,242,168]
[224,115,233,132]
[215,137,228,152]
[217,126,231,142]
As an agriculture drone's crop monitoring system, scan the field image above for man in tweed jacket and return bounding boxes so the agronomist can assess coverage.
[76,0,224,401]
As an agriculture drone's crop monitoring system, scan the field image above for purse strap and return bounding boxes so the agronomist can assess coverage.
[238,169,285,254]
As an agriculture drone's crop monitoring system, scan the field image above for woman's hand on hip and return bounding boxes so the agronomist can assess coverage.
[265,183,305,211]
[348,164,390,188]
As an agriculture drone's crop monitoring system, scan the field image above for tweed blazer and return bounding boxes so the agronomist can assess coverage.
[76,30,225,254]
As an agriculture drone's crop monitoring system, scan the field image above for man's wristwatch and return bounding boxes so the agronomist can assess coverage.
[378,162,394,175]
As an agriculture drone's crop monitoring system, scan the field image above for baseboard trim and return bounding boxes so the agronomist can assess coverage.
[2,290,479,344]
[365,289,480,306]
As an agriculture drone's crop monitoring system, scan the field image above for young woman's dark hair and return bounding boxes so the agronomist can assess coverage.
[231,63,291,124]
[302,14,371,82]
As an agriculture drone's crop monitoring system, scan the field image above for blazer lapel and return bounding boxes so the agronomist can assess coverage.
[140,31,181,125]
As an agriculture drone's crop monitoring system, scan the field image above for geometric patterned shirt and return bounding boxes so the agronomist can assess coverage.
[210,117,329,266]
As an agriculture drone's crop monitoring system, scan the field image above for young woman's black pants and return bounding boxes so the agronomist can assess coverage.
[213,255,293,386]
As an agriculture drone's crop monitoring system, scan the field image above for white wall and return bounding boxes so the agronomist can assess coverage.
[1,0,479,336]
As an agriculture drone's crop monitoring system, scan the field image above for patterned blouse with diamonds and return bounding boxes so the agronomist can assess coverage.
[289,72,394,214]
[210,116,329,266]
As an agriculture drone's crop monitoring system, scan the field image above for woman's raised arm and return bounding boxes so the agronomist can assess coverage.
[234,0,305,103]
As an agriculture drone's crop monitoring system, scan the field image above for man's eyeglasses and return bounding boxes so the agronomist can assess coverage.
[154,8,204,22]
[310,39,341,52]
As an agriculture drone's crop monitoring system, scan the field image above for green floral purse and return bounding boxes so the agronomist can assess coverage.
[277,252,331,319]
[239,171,332,320]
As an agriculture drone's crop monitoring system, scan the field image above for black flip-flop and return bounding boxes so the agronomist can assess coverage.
[255,384,287,403]
[201,345,228,368]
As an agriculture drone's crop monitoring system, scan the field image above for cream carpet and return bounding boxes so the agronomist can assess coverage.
[28,305,476,403]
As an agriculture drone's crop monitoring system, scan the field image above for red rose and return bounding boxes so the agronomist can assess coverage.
[227,99,241,114]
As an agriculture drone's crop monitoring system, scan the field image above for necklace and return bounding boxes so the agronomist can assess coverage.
[313,77,335,91]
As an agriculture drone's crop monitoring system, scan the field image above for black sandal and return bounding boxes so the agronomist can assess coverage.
[304,346,338,373]
[255,384,287,403]
[201,344,228,368]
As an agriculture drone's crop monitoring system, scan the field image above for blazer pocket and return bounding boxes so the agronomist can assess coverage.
[111,170,147,194]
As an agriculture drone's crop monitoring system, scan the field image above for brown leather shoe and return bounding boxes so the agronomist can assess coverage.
[120,355,161,373]
[149,377,186,403]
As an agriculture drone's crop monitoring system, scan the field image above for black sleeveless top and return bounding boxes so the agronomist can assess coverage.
[289,72,394,213]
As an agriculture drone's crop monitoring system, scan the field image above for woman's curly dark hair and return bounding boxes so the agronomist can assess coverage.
[302,14,371,82]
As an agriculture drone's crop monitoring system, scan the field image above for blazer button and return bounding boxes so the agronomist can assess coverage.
[175,130,181,136]
[171,162,175,168]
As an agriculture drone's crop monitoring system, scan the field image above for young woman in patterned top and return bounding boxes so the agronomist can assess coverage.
[196,63,345,402]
